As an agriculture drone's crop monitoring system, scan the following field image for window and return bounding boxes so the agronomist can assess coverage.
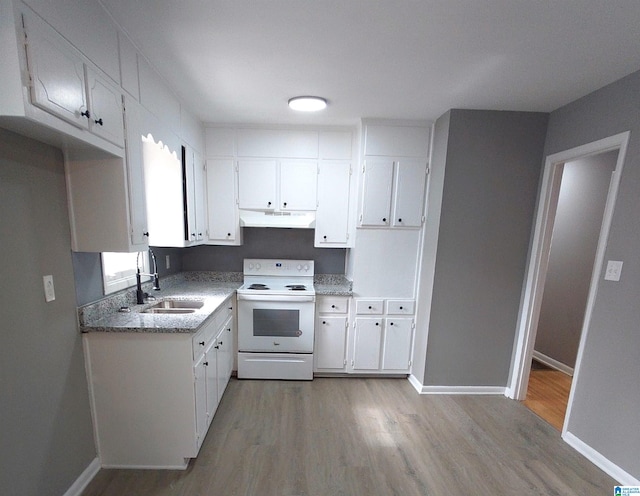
[102,251,150,295]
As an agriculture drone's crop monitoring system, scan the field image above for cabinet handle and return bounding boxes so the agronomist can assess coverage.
[81,110,91,119]
[203,361,209,366]
[199,341,205,346]
[94,118,103,126]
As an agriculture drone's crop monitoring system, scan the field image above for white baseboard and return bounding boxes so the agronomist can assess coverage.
[407,376,505,395]
[563,431,640,486]
[63,457,100,496]
[532,350,574,376]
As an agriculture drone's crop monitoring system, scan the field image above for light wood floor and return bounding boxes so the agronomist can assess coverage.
[82,378,615,496]
[523,367,572,431]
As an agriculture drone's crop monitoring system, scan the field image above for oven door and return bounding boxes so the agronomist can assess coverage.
[237,294,315,353]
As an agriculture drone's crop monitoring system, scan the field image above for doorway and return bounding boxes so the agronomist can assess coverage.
[507,132,630,434]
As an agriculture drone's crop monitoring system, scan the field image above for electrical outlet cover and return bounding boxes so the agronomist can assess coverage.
[604,260,623,281]
[43,275,56,302]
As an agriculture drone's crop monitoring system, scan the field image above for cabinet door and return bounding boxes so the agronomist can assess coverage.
[360,159,393,226]
[351,318,382,371]
[23,10,88,129]
[238,160,277,209]
[193,151,207,241]
[315,161,351,246]
[392,159,427,227]
[193,354,207,450]
[382,318,413,372]
[204,340,218,422]
[206,159,240,244]
[184,146,198,242]
[86,67,125,147]
[216,316,233,403]
[123,97,149,249]
[315,316,348,372]
[279,160,317,210]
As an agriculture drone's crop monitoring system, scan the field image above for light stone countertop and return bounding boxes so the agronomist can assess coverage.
[80,279,240,334]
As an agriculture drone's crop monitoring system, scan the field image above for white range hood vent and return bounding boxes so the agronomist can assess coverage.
[239,210,316,229]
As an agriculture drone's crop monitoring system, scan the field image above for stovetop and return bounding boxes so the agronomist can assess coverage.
[237,259,315,296]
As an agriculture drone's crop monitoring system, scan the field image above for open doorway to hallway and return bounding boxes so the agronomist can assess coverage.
[508,131,630,435]
[521,150,617,429]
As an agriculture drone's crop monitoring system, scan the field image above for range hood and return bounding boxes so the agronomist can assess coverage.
[239,210,316,229]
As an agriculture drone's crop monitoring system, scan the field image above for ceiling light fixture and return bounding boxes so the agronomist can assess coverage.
[288,96,327,112]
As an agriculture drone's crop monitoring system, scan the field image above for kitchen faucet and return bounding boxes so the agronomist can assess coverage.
[136,248,160,304]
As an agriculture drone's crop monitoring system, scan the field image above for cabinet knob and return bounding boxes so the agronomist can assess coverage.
[94,118,103,126]
[368,305,372,309]
[143,232,149,237]
[203,361,209,366]
[199,341,205,346]
[198,232,202,236]
[399,306,403,310]
[219,341,223,346]
[227,328,231,332]
[191,233,196,237]
[228,306,233,310]
[283,202,287,207]
[390,322,394,326]
[323,235,327,239]
[322,321,326,324]
[81,109,91,119]
[331,304,336,308]
[215,345,219,349]
[227,233,231,236]
[382,218,387,222]
[267,201,272,206]
[375,322,379,326]
[398,218,402,223]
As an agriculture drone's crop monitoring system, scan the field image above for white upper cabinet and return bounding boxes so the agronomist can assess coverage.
[184,146,207,242]
[237,159,317,211]
[237,160,278,210]
[360,158,394,226]
[85,67,125,146]
[359,122,430,229]
[22,7,125,147]
[206,159,242,245]
[279,160,318,211]
[391,159,428,227]
[315,161,352,246]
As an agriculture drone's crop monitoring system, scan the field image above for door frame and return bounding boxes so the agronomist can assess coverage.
[506,132,630,421]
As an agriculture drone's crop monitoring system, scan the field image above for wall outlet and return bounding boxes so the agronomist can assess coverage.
[43,275,56,302]
[604,260,623,281]
[165,255,171,270]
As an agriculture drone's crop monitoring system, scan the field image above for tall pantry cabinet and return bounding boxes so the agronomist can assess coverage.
[345,120,431,375]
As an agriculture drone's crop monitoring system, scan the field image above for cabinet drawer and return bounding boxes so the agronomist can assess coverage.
[355,299,384,315]
[317,296,349,314]
[386,300,415,314]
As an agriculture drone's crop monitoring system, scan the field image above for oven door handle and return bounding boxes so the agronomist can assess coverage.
[237,294,316,303]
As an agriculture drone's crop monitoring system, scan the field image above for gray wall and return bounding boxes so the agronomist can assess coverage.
[0,129,96,495]
[534,151,617,368]
[543,69,640,480]
[182,228,346,274]
[423,109,548,386]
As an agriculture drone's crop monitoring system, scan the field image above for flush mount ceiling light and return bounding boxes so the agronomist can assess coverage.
[288,96,327,112]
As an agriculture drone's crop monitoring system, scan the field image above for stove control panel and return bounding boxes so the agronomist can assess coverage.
[244,259,314,277]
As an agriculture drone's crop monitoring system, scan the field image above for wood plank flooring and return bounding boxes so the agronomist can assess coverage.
[523,367,572,431]
[82,378,615,496]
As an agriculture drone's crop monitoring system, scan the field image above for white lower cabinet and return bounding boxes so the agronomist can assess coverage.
[83,296,234,469]
[314,296,415,375]
[347,298,415,374]
[314,296,349,373]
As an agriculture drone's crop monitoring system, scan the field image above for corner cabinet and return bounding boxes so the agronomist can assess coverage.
[83,296,235,469]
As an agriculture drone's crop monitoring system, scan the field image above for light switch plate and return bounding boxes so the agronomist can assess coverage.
[604,260,623,281]
[43,275,56,302]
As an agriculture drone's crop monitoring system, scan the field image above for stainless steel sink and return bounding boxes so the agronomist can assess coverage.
[143,299,204,314]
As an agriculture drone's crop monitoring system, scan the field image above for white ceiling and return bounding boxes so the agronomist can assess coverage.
[99,0,640,127]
